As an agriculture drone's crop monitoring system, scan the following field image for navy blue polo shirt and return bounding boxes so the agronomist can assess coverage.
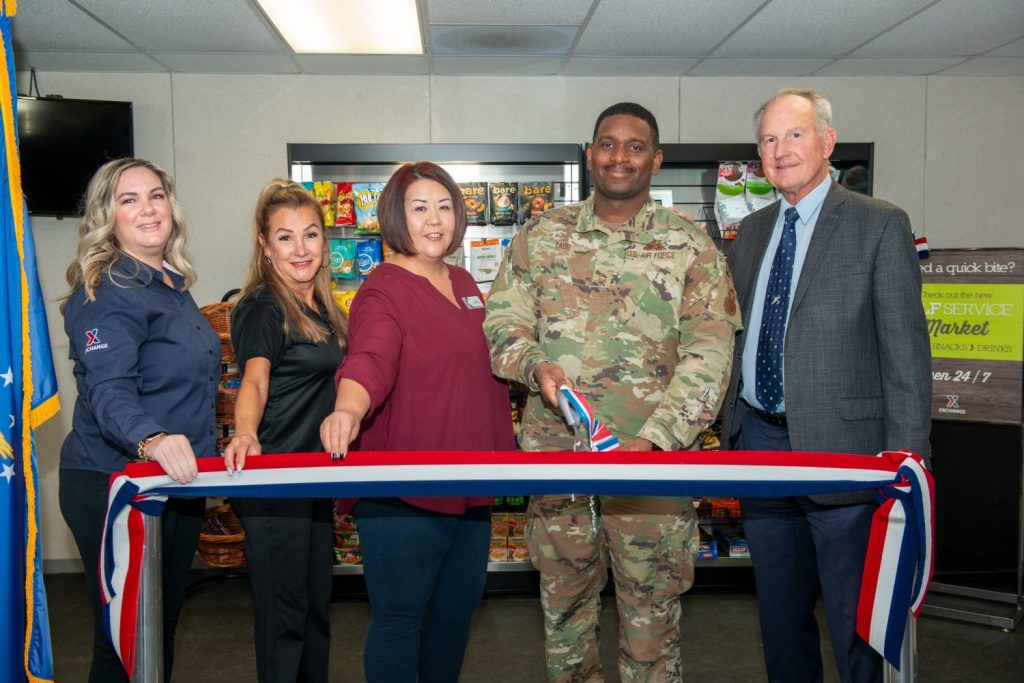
[60,257,220,474]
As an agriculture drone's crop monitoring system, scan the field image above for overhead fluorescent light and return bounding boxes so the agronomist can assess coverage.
[257,0,422,54]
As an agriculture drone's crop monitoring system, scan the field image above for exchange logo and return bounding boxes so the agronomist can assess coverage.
[84,328,109,353]
[938,394,966,415]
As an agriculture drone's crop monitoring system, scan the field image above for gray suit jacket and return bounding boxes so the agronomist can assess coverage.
[720,182,931,504]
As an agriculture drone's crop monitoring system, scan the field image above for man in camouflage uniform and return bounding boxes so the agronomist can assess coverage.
[483,102,741,682]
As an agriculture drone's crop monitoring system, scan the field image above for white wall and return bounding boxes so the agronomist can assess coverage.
[25,71,1023,568]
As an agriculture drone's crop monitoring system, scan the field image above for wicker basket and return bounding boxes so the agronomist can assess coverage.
[200,301,234,336]
[218,335,236,365]
[200,302,238,364]
[216,385,238,424]
[197,503,246,568]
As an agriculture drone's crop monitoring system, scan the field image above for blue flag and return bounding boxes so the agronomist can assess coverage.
[1,2,59,681]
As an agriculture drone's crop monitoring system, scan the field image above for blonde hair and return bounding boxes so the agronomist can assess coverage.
[237,178,347,350]
[61,158,195,312]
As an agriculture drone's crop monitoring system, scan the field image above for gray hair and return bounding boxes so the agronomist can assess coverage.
[753,88,833,140]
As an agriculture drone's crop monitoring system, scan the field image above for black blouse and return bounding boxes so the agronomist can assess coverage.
[231,286,344,454]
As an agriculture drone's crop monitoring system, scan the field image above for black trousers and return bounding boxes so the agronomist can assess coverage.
[59,467,204,683]
[231,497,334,683]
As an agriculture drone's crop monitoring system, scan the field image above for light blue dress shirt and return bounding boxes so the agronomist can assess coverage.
[740,175,832,412]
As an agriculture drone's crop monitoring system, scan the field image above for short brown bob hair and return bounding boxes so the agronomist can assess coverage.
[377,161,467,257]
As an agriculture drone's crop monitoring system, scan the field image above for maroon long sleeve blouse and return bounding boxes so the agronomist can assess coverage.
[335,262,516,515]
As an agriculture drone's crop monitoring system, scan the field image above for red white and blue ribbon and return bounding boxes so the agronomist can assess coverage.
[914,233,930,259]
[857,452,934,664]
[100,448,933,674]
[557,386,620,451]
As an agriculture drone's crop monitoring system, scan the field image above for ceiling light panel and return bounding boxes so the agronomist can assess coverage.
[257,0,423,54]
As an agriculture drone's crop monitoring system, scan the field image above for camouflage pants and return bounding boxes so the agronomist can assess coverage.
[527,494,698,683]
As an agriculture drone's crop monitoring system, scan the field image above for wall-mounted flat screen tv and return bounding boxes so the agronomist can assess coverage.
[17,96,134,218]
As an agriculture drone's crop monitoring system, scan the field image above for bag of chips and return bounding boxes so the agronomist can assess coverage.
[743,161,776,214]
[331,239,358,279]
[332,289,358,317]
[335,182,356,227]
[313,181,335,227]
[356,239,383,277]
[459,182,488,226]
[353,182,384,234]
[713,162,747,240]
[489,183,518,226]
[470,238,501,282]
[519,182,553,223]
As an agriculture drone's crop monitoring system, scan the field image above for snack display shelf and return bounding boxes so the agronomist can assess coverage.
[325,227,381,239]
[333,557,750,575]
[289,142,585,285]
[697,556,752,567]
[333,561,534,576]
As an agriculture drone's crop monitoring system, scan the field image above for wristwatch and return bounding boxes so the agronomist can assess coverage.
[136,431,169,461]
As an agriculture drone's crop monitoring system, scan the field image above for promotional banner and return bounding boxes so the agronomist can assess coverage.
[920,248,1024,424]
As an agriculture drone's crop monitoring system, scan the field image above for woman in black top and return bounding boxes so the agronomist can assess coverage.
[224,179,347,683]
[59,158,219,682]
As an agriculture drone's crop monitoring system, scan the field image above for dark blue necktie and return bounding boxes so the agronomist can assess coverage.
[755,207,799,414]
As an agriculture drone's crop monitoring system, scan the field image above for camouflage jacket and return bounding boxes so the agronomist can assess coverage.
[484,195,742,452]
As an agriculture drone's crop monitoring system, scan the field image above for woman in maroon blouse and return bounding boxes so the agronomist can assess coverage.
[320,162,515,682]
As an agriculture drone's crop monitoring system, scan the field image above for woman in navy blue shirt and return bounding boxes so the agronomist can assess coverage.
[59,158,220,683]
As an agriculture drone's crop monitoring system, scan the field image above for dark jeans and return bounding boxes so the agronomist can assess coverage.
[231,497,334,683]
[59,467,204,683]
[353,499,491,683]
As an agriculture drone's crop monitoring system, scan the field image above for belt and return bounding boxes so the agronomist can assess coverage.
[747,402,788,428]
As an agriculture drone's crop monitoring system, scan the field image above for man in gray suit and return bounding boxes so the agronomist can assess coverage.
[720,88,931,683]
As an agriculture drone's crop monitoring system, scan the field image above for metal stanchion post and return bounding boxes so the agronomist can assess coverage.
[883,613,917,682]
[134,513,163,683]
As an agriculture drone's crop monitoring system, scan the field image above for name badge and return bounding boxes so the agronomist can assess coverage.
[462,295,484,309]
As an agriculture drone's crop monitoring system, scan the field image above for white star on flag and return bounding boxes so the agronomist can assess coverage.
[1,463,14,483]
[1,366,12,386]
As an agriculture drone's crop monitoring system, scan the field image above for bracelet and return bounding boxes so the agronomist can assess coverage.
[136,432,169,461]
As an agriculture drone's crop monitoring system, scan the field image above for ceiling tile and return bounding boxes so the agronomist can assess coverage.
[987,36,1024,57]
[426,0,593,25]
[816,57,966,76]
[76,0,286,53]
[10,0,133,51]
[713,0,934,57]
[431,25,578,56]
[574,0,765,57]
[560,57,699,76]
[154,53,300,74]
[936,57,1024,76]
[690,58,830,76]
[14,51,168,73]
[295,55,430,75]
[430,56,564,75]
[852,0,1024,57]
